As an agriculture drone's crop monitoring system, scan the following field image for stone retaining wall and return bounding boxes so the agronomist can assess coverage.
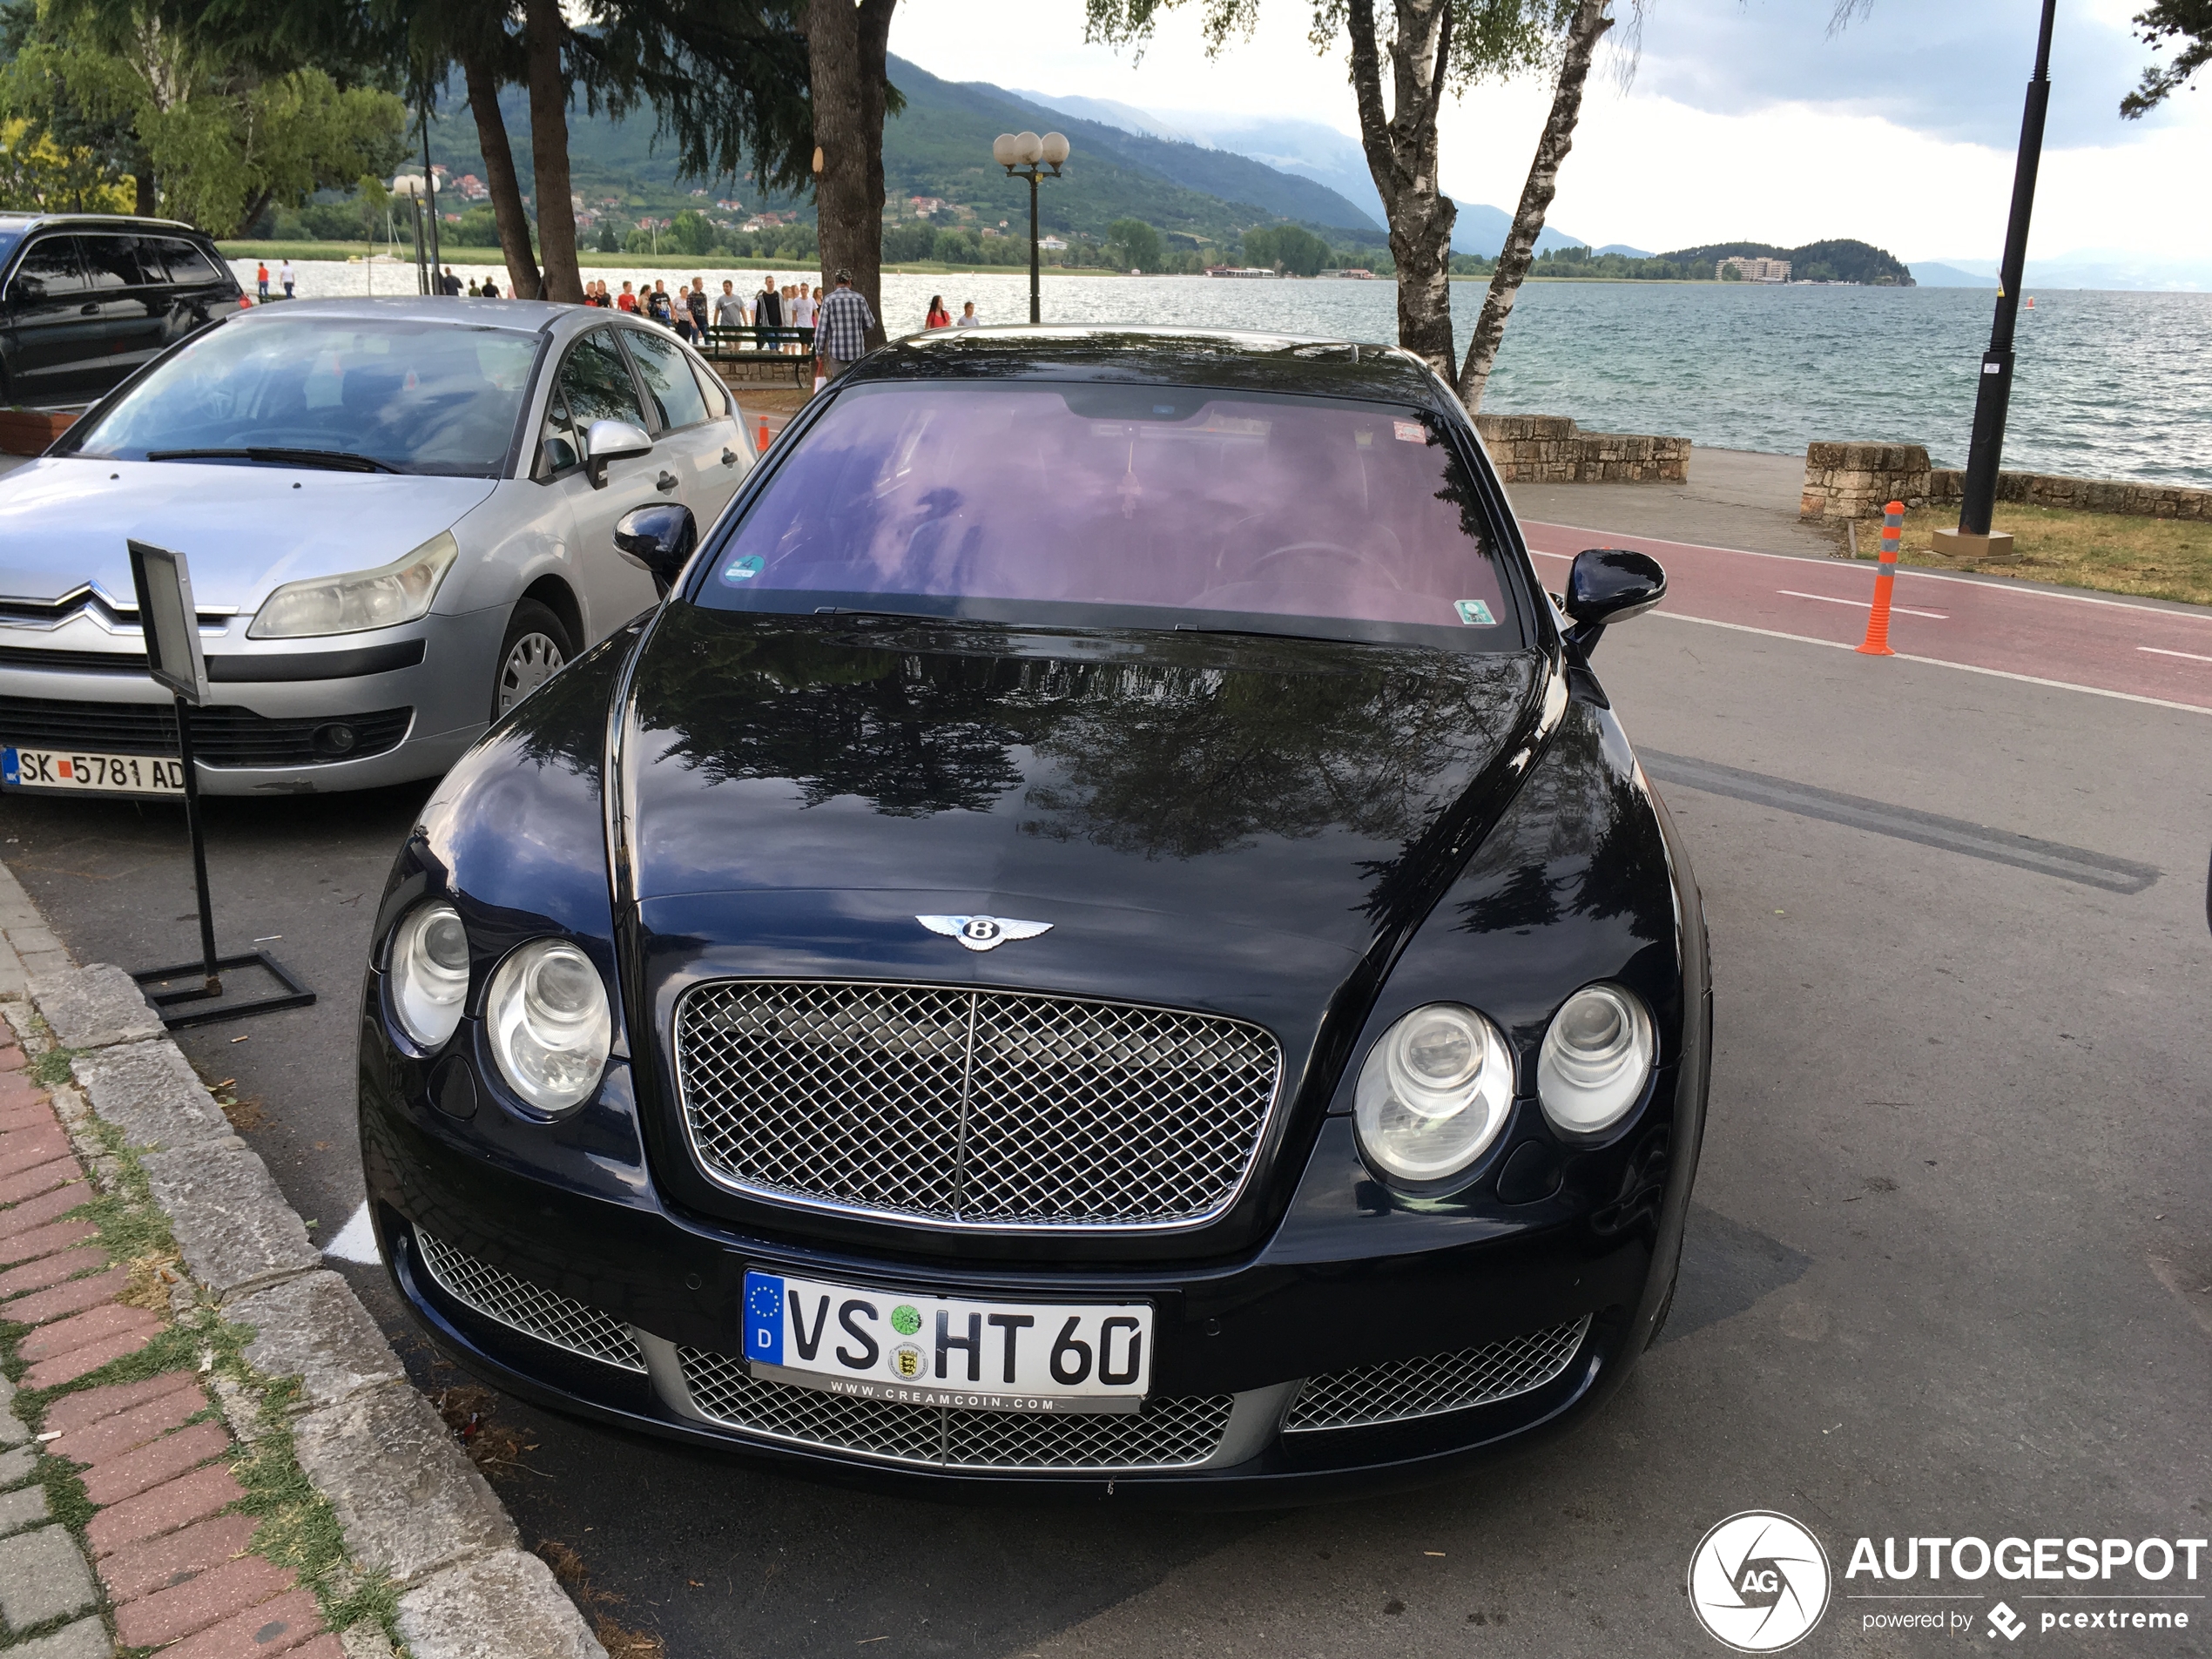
[1802,442,2212,523]
[1925,468,2212,521]
[1474,414,1690,484]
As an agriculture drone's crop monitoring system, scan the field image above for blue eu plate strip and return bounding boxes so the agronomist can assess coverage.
[744,1270,784,1366]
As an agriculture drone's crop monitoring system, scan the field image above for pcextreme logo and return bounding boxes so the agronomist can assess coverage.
[1689,1511,1833,1653]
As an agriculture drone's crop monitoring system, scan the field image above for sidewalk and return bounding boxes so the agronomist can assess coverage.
[0,870,603,1658]
[1507,447,1844,562]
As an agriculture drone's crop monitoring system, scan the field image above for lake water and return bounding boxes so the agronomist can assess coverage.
[239,258,2212,488]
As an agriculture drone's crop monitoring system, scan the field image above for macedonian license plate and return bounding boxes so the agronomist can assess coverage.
[742,1269,1154,1413]
[3,746,185,796]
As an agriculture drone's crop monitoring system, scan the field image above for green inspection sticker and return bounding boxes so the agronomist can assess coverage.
[890,1305,922,1337]
[721,555,764,583]
[1454,598,1497,625]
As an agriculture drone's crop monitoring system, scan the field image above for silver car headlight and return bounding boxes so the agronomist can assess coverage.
[1537,983,1655,1135]
[388,900,469,1049]
[247,530,458,637]
[484,940,611,1115]
[1352,1002,1514,1184]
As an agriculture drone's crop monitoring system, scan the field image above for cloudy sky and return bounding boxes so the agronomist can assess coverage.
[888,0,2208,270]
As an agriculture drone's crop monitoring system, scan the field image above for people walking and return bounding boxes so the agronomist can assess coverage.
[815,269,877,381]
[685,278,710,341]
[648,281,675,327]
[482,276,500,299]
[756,277,783,347]
[256,261,269,300]
[955,301,980,327]
[925,294,951,329]
[714,280,747,331]
[790,283,817,341]
[617,280,637,313]
[280,258,295,299]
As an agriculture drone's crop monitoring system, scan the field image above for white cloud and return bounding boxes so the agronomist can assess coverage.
[889,0,2210,266]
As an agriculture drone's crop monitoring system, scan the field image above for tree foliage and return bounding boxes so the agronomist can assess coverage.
[1240,221,1328,273]
[2121,0,2210,115]
[1105,215,1163,269]
[2,0,407,235]
[0,113,132,209]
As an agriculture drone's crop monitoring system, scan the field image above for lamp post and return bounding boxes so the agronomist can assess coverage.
[993,131,1069,324]
[1935,0,2058,563]
[392,174,428,295]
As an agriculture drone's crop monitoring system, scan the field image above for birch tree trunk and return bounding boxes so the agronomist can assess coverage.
[1455,0,1609,409]
[806,0,896,344]
[462,53,542,300]
[523,0,582,303]
[1344,0,1459,377]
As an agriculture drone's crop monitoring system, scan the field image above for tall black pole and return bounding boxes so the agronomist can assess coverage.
[1028,172,1042,325]
[421,104,444,293]
[1957,0,2056,538]
[172,694,220,996]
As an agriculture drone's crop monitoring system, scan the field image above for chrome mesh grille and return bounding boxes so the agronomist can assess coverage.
[1284,1316,1591,1432]
[675,981,1281,1229]
[678,1346,1235,1471]
[415,1230,645,1373]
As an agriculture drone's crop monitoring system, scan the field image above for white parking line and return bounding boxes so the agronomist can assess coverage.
[324,1201,382,1264]
[2140,645,2212,664]
[1777,588,1948,620]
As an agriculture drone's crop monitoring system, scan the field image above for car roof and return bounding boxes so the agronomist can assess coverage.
[0,212,206,236]
[851,325,1454,411]
[224,294,588,336]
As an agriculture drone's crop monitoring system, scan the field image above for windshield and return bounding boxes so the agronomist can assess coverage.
[697,381,1521,644]
[0,226,22,268]
[64,315,541,477]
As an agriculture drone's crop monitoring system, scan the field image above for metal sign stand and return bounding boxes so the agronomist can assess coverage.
[124,540,315,1030]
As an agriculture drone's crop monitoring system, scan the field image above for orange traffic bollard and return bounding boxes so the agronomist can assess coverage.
[757,415,772,452]
[1856,501,1903,657]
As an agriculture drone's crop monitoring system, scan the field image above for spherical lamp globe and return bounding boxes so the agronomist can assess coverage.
[991,133,1022,166]
[1014,132,1044,165]
[1040,132,1070,166]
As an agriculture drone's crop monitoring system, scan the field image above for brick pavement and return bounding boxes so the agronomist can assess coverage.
[0,1036,341,1656]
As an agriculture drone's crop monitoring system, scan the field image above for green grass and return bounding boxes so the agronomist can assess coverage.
[28,1048,76,1089]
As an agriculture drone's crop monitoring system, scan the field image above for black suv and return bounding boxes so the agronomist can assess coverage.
[0,213,244,408]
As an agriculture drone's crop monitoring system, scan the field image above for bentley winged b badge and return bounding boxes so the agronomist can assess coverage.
[916,914,1053,952]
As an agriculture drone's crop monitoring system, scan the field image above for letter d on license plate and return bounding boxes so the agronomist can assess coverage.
[743,1270,1153,1413]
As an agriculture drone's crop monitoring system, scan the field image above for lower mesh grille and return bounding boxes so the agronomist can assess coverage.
[1284,1316,1591,1433]
[0,694,411,766]
[415,1230,645,1373]
[678,1346,1235,1471]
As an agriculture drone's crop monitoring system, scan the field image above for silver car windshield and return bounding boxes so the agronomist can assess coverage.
[66,316,540,477]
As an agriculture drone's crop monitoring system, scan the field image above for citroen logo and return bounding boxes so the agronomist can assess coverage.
[916,914,1052,952]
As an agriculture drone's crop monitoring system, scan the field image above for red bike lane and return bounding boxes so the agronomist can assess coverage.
[1519,518,2212,714]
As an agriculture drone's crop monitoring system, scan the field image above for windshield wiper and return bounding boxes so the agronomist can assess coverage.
[144,447,403,475]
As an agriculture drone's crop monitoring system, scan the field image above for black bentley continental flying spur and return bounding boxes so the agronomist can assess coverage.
[359,327,1710,1499]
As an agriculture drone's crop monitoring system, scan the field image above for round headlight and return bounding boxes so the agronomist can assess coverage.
[388,901,469,1049]
[1353,1003,1514,1184]
[484,940,611,1115]
[1537,983,1655,1135]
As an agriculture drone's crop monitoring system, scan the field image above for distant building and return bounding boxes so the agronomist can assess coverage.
[1318,268,1375,280]
[1039,235,1069,252]
[1717,255,1791,283]
[1206,266,1280,279]
[909,195,946,216]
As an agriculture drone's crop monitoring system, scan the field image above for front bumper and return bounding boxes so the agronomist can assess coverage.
[362,1031,1696,1501]
[0,607,507,794]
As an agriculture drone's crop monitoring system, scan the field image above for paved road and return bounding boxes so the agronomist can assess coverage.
[1523,519,2212,712]
[3,504,2208,1656]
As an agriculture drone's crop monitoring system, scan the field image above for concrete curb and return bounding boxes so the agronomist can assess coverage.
[0,861,606,1659]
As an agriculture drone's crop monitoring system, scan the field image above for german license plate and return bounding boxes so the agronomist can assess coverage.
[742,1269,1153,1413]
[2,746,184,796]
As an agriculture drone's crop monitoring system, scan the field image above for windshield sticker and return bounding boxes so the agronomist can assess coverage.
[1393,420,1426,443]
[1454,598,1498,626]
[721,555,765,584]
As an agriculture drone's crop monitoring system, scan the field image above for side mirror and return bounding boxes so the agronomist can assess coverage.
[583,418,652,489]
[1563,547,1667,655]
[614,502,697,597]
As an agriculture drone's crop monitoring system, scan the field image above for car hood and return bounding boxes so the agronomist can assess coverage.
[623,607,1552,981]
[0,457,498,612]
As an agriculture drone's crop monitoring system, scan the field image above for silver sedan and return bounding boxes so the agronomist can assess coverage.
[0,297,752,796]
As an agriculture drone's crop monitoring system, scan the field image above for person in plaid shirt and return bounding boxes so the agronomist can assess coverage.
[815,269,878,381]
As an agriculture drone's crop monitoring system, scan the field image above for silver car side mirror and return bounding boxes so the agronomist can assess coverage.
[583,418,652,489]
